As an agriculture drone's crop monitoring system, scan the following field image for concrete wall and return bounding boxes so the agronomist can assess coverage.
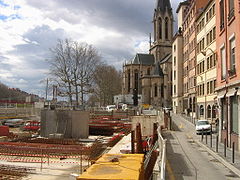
[40,110,89,139]
[0,108,41,117]
[131,114,164,137]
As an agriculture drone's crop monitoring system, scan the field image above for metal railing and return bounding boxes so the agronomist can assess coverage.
[158,127,167,180]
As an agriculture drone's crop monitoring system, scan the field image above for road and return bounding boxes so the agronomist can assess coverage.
[164,113,239,180]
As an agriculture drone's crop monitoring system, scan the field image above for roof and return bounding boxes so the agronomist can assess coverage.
[77,154,144,180]
[159,53,172,64]
[156,0,172,12]
[152,62,164,77]
[128,53,155,65]
[196,0,214,21]
[176,1,190,13]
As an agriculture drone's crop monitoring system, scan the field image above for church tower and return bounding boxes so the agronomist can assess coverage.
[150,0,173,62]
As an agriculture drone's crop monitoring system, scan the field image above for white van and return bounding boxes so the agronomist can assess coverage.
[106,105,116,112]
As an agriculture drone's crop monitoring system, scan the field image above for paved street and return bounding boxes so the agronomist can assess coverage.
[164,114,239,180]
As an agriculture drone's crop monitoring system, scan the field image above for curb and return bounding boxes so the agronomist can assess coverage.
[195,139,240,177]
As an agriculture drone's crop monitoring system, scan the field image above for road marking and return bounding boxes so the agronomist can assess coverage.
[186,134,192,139]
[166,158,176,180]
[179,123,183,129]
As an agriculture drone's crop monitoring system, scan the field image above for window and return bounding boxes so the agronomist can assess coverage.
[173,85,176,95]
[197,38,205,54]
[207,105,211,118]
[207,82,210,94]
[165,17,168,40]
[212,105,216,118]
[161,84,164,98]
[212,4,215,15]
[228,0,235,21]
[147,68,150,75]
[174,57,176,66]
[127,70,130,93]
[221,98,227,130]
[159,18,162,39]
[173,70,176,80]
[200,105,204,116]
[154,84,158,97]
[154,20,156,41]
[134,70,139,90]
[206,27,216,45]
[229,37,236,75]
[221,46,226,79]
[213,27,216,40]
[220,0,225,30]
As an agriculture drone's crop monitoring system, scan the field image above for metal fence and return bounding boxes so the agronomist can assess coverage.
[158,127,167,180]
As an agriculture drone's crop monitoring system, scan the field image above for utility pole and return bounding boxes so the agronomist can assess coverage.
[45,78,48,107]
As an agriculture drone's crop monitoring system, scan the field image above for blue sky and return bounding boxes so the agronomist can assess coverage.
[0,0,181,97]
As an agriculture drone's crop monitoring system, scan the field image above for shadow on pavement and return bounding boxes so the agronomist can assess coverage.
[171,120,181,132]
[163,131,195,180]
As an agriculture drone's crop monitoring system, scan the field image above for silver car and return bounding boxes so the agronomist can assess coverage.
[196,120,211,135]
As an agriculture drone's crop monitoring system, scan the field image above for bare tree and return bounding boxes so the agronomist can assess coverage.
[48,39,101,108]
[92,64,122,106]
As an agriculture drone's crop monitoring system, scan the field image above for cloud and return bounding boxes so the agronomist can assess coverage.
[0,0,182,96]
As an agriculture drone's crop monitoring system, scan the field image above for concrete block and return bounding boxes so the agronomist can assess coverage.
[40,110,89,139]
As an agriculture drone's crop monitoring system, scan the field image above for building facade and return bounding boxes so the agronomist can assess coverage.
[172,1,189,114]
[182,0,209,118]
[122,0,173,108]
[216,0,240,150]
[196,0,217,121]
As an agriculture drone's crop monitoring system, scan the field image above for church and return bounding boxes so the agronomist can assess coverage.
[122,0,173,108]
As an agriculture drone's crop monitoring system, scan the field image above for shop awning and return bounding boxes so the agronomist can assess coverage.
[217,91,226,99]
[226,88,237,97]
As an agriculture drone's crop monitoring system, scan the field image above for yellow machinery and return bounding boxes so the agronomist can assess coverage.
[77,154,144,180]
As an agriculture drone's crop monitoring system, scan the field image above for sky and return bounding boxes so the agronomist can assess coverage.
[0,0,181,97]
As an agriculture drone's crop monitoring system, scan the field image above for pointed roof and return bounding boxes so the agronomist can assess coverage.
[127,53,155,65]
[156,0,172,12]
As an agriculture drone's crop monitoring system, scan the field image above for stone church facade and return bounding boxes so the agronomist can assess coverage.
[122,0,173,108]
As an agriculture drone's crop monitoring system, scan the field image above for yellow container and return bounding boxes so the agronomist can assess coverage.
[77,154,144,180]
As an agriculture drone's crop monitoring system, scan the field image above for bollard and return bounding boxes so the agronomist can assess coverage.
[216,135,218,153]
[201,129,204,142]
[205,133,208,145]
[131,130,135,154]
[169,116,172,131]
[224,139,226,157]
[232,142,235,163]
[210,125,212,148]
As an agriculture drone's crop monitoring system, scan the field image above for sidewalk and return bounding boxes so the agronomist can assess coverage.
[180,114,240,176]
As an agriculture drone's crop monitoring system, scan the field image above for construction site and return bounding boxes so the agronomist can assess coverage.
[0,106,168,180]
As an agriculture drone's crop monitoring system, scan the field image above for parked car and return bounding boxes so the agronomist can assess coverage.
[4,119,24,127]
[196,120,211,135]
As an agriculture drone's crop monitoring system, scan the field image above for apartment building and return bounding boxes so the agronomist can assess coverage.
[196,0,217,121]
[216,0,240,150]
[182,0,208,118]
[172,1,189,114]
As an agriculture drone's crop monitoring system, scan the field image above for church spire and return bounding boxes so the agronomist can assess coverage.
[156,0,172,13]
